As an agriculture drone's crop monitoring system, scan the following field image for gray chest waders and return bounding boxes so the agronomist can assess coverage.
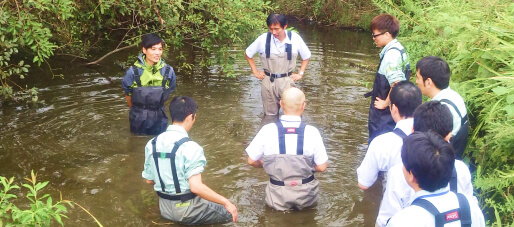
[262,121,319,210]
[152,136,197,202]
[129,66,171,135]
[259,31,298,115]
[409,193,472,227]
[365,47,411,143]
[440,99,470,159]
[393,128,458,192]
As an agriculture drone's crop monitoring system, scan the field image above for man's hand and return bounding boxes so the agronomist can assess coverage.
[253,70,265,80]
[125,95,133,108]
[290,73,303,82]
[374,97,388,110]
[145,179,155,185]
[223,200,238,222]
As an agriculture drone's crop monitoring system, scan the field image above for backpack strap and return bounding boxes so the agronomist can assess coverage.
[152,137,191,194]
[286,30,292,60]
[450,166,458,192]
[132,66,142,87]
[265,32,272,59]
[161,65,171,87]
[412,198,442,226]
[276,121,307,155]
[392,128,407,139]
[456,193,472,227]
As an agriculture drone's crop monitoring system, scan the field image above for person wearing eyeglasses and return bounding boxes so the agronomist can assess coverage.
[365,14,410,144]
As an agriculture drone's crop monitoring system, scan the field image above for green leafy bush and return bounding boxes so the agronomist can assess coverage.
[0,171,73,226]
[372,0,514,225]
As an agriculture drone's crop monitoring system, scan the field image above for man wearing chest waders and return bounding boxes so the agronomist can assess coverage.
[142,96,237,224]
[365,14,410,144]
[246,87,328,210]
[245,13,311,116]
[121,33,177,135]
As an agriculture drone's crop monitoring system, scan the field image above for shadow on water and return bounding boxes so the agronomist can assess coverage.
[0,21,383,226]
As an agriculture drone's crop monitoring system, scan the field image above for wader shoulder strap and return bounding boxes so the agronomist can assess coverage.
[169,137,191,194]
[456,193,472,227]
[276,121,307,155]
[392,128,407,139]
[152,136,191,193]
[388,47,411,80]
[439,99,465,120]
[450,166,457,192]
[152,137,166,192]
[265,32,272,58]
[162,65,171,87]
[265,31,293,60]
[132,66,142,87]
[412,193,471,227]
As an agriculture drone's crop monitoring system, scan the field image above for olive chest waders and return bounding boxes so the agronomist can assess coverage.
[259,31,297,116]
[365,47,410,144]
[262,121,319,211]
[151,137,231,225]
[129,66,171,135]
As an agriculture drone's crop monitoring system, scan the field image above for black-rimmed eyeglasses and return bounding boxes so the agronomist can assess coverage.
[372,32,386,38]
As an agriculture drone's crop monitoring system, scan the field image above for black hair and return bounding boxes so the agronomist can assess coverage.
[370,14,400,38]
[169,96,198,123]
[390,81,422,118]
[413,101,453,139]
[401,131,455,192]
[266,13,288,28]
[141,33,165,49]
[416,56,451,89]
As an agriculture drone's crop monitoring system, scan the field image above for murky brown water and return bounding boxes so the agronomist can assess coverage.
[0,22,384,226]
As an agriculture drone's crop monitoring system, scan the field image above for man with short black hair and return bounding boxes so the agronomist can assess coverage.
[415,56,469,158]
[121,33,177,135]
[142,96,237,225]
[377,101,475,226]
[357,81,421,190]
[386,131,484,226]
[245,13,311,116]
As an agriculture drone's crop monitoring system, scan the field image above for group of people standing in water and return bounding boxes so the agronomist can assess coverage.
[121,12,485,226]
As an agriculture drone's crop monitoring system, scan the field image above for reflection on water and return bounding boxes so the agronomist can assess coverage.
[0,21,382,226]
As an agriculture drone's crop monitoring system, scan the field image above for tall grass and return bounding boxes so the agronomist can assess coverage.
[372,0,514,225]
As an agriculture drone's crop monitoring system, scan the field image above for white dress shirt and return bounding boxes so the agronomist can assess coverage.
[357,118,413,188]
[245,115,328,165]
[245,31,311,60]
[376,161,476,227]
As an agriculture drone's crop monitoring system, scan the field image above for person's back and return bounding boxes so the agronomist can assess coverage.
[357,81,421,191]
[142,96,237,225]
[366,14,410,143]
[414,56,469,158]
[246,88,328,210]
[386,131,484,227]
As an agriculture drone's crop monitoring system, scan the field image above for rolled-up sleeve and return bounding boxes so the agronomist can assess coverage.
[121,67,136,95]
[383,51,406,85]
[183,145,207,180]
[142,141,154,180]
[245,33,266,58]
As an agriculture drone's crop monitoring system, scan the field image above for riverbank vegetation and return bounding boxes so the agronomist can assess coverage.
[0,0,270,102]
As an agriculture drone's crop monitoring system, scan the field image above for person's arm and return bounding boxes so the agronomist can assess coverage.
[375,50,405,109]
[291,59,310,81]
[374,81,400,110]
[314,162,327,172]
[245,53,265,80]
[247,156,263,168]
[145,180,155,185]
[125,94,133,108]
[189,174,238,222]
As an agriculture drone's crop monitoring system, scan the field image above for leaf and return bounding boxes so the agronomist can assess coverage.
[504,104,514,117]
[492,86,509,96]
[507,95,514,104]
[19,60,24,66]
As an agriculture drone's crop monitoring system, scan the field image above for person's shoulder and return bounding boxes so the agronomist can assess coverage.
[387,205,430,226]
[369,131,400,148]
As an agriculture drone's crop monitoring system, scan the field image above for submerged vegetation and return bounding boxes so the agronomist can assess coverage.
[0,0,271,102]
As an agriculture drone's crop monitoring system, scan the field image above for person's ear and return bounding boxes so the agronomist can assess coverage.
[284,24,288,30]
[301,101,306,110]
[444,132,452,142]
[142,47,147,55]
[426,78,433,88]
[279,100,284,109]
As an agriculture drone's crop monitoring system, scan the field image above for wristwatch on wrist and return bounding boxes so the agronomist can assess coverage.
[299,71,304,76]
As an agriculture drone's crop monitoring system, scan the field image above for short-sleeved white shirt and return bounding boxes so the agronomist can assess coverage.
[386,188,485,227]
[245,31,311,60]
[376,161,476,227]
[357,118,413,188]
[431,87,467,136]
[245,115,328,165]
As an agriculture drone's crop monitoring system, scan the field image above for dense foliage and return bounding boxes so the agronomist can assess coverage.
[0,171,72,226]
[0,0,271,102]
[372,0,514,225]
